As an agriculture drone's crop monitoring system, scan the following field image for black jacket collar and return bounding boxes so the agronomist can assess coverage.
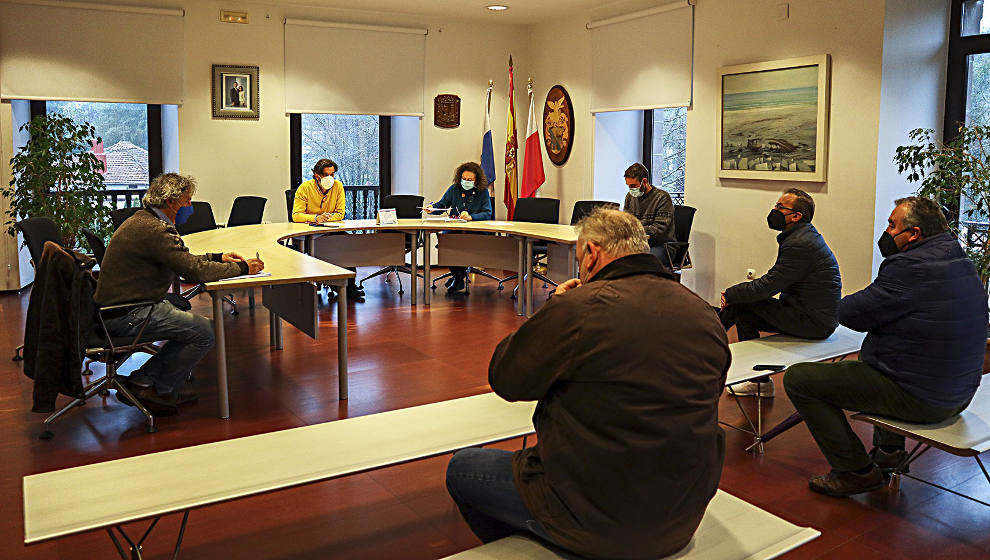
[589,253,675,283]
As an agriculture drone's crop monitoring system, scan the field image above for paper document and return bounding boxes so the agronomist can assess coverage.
[486,221,514,226]
[308,222,340,228]
[423,216,467,223]
[219,272,272,281]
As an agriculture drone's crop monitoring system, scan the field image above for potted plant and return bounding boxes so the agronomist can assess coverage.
[1,112,111,251]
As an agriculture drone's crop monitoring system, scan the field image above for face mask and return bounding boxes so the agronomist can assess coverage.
[320,176,335,190]
[766,209,788,231]
[461,179,475,190]
[175,204,194,225]
[627,186,643,198]
[878,229,912,258]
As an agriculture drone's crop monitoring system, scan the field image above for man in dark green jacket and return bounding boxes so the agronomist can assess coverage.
[445,209,730,560]
[719,188,841,396]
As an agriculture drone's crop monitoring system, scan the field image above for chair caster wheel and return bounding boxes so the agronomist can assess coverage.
[98,389,109,397]
[39,430,54,440]
[12,355,23,362]
[430,285,437,291]
[146,425,158,434]
[497,286,504,291]
[231,310,240,316]
[398,289,404,294]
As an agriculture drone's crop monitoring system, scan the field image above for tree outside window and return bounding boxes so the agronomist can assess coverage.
[651,107,687,204]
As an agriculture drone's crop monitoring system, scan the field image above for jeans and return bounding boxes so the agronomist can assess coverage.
[446,448,564,550]
[102,301,215,397]
[783,360,969,472]
[719,298,832,341]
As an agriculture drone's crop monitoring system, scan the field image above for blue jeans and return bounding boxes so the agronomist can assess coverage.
[102,302,215,397]
[445,448,566,551]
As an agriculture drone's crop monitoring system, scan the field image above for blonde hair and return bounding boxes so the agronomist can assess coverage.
[575,208,649,256]
[143,173,197,207]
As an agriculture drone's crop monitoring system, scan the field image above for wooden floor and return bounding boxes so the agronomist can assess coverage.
[3,269,989,560]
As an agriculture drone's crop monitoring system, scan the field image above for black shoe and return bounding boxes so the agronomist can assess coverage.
[447,277,466,294]
[869,447,910,474]
[116,384,178,416]
[808,465,884,497]
[346,288,365,301]
[176,389,199,405]
[444,276,455,289]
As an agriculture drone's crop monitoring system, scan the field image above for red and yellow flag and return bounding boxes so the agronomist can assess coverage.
[504,56,519,220]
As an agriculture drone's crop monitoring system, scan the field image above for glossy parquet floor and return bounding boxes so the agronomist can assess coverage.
[2,269,989,559]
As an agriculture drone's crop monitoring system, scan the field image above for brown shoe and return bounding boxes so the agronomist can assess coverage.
[116,385,178,416]
[869,447,910,474]
[809,465,884,497]
[176,388,199,405]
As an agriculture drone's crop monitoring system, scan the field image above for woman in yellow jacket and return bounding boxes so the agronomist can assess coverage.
[292,158,364,300]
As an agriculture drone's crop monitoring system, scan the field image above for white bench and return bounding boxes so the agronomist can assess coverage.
[723,326,866,453]
[852,381,990,507]
[441,490,819,560]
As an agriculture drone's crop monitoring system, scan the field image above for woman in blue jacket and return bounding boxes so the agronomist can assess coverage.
[426,162,493,294]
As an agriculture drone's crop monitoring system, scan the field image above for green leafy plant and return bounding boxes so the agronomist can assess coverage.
[1,113,111,251]
[894,126,990,282]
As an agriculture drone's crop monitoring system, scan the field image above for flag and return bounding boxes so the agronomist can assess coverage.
[481,81,497,195]
[504,56,519,220]
[520,79,545,199]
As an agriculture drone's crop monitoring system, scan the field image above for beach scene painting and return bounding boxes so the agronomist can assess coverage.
[718,55,830,182]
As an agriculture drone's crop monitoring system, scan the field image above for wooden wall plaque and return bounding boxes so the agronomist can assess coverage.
[434,94,461,128]
[543,85,574,166]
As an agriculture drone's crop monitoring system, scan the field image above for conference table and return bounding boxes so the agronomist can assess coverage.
[183,219,579,417]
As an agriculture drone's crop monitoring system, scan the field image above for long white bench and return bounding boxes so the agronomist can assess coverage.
[723,325,866,453]
[441,490,819,560]
[852,381,990,507]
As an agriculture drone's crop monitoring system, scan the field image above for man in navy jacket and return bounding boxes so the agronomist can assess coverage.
[784,197,987,497]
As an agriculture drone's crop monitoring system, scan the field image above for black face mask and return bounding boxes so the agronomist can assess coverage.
[766,209,788,231]
[878,229,912,258]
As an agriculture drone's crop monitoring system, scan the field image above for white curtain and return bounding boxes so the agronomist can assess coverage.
[0,2,185,104]
[284,19,426,116]
[590,2,693,113]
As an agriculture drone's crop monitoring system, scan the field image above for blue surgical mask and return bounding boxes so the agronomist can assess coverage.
[627,186,643,198]
[175,204,194,225]
[461,179,475,190]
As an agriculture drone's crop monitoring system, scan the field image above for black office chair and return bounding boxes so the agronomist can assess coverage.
[359,194,425,294]
[656,204,696,273]
[570,200,619,225]
[111,206,142,231]
[175,201,218,236]
[502,198,561,295]
[12,217,62,362]
[227,196,267,227]
[81,227,106,265]
[285,188,296,222]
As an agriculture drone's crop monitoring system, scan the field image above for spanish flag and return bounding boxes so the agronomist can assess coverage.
[504,56,519,220]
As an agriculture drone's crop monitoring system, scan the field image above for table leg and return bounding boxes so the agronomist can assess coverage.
[424,231,431,306]
[269,311,275,347]
[525,238,534,317]
[274,315,283,350]
[409,231,417,307]
[336,281,348,400]
[517,237,525,316]
[212,292,230,419]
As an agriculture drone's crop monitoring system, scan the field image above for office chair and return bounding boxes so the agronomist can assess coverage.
[175,201,218,236]
[227,196,267,227]
[430,196,512,292]
[12,217,62,362]
[111,206,142,231]
[81,227,107,265]
[570,200,619,225]
[656,204,696,274]
[359,194,425,294]
[501,198,561,296]
[285,189,296,222]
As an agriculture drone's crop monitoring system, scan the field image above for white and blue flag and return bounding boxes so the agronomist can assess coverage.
[481,81,497,188]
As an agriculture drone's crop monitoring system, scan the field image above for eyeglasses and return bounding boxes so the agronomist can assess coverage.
[773,203,795,212]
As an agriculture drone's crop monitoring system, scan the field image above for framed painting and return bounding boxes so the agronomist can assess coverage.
[543,85,574,166]
[717,55,830,182]
[212,64,259,120]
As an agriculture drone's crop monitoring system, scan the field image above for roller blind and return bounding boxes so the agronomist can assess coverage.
[590,2,693,113]
[284,19,426,116]
[0,1,185,104]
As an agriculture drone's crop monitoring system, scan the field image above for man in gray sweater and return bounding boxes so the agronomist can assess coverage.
[622,163,675,264]
[95,173,264,415]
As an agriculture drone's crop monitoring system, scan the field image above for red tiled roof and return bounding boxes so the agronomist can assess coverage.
[103,141,148,187]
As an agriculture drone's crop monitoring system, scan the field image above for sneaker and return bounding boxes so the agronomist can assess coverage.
[808,465,884,497]
[116,384,178,416]
[869,447,910,474]
[729,378,774,398]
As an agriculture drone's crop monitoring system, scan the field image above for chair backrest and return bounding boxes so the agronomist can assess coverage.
[285,189,296,222]
[16,217,61,267]
[570,200,619,225]
[380,194,424,219]
[81,228,106,265]
[175,201,217,235]
[513,198,560,224]
[111,207,141,231]
[674,204,696,243]
[227,196,267,227]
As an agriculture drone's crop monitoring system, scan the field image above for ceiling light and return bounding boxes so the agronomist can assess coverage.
[487,5,509,11]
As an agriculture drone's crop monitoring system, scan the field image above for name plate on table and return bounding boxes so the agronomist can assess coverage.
[377,208,398,225]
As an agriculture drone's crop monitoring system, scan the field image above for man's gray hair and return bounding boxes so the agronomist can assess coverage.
[895,196,949,236]
[143,173,197,207]
[575,208,650,256]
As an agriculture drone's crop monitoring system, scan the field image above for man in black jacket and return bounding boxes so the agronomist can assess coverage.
[719,188,841,396]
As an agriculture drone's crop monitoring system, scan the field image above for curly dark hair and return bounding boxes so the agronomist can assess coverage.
[452,162,488,190]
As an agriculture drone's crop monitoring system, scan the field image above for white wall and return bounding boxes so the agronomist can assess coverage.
[872,0,950,275]
[592,110,643,204]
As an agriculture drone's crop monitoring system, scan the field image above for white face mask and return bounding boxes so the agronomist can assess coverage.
[320,176,335,190]
[627,186,643,198]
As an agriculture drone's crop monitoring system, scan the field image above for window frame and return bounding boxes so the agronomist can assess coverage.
[641,107,687,205]
[289,113,392,199]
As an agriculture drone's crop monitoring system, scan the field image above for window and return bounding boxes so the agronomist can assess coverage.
[646,107,687,204]
[292,114,390,220]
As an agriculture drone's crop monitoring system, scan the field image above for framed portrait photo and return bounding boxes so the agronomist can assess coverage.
[717,54,830,182]
[212,64,259,120]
